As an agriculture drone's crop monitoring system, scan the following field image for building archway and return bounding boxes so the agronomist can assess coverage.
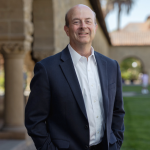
[120,57,143,84]
[109,46,150,83]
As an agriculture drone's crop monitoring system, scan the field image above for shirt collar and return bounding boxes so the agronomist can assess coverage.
[68,44,97,66]
[91,47,97,64]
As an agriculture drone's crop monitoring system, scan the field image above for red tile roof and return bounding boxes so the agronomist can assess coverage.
[109,19,150,46]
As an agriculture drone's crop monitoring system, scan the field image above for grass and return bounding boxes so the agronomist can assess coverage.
[121,85,150,150]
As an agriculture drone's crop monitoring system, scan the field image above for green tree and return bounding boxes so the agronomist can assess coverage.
[120,57,142,80]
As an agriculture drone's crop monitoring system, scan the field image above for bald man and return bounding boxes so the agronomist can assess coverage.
[25,4,125,150]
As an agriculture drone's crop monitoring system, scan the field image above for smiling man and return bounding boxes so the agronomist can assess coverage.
[64,5,97,57]
[25,4,125,150]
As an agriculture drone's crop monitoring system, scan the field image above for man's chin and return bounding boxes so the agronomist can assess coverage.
[78,40,90,45]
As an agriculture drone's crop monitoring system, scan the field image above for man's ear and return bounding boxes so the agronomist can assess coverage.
[95,24,98,31]
[64,25,69,36]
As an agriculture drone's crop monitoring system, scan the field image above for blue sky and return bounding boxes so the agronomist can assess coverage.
[105,0,150,32]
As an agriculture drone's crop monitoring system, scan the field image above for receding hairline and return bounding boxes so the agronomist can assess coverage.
[65,4,97,26]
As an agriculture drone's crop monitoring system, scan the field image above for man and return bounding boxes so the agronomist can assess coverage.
[25,4,125,150]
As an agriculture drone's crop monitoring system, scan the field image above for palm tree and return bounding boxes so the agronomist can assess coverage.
[105,0,134,31]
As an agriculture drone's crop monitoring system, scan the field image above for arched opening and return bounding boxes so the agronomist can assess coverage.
[120,57,144,84]
[23,0,55,101]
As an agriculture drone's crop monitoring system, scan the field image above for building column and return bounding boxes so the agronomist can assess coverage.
[0,0,33,139]
[0,44,26,139]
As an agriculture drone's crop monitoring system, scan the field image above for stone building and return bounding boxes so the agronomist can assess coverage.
[0,0,111,149]
[109,16,150,80]
[0,0,150,149]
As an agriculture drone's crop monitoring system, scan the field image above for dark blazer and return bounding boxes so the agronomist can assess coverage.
[25,46,125,150]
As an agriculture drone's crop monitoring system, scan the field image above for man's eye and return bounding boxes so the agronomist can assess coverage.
[86,21,91,24]
[74,21,79,24]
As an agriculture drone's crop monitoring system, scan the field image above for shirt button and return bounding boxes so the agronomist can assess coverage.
[96,116,99,118]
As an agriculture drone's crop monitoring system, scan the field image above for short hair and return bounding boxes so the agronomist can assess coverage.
[65,12,69,27]
[65,6,97,27]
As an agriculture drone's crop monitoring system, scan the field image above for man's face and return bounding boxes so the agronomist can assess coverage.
[64,6,97,46]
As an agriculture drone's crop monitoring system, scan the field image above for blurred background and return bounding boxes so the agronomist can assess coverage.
[0,0,149,149]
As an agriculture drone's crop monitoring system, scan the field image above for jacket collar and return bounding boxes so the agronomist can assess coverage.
[60,46,88,119]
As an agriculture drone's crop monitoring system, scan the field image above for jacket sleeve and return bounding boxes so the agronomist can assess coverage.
[25,62,58,150]
[112,60,125,149]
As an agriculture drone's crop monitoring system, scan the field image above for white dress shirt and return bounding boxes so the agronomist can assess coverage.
[68,44,105,146]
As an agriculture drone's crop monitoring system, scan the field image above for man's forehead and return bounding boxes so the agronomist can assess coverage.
[68,5,94,19]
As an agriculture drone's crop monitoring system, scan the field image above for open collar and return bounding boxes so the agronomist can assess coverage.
[68,44,97,66]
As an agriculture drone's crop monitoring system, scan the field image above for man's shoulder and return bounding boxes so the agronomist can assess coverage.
[94,51,119,76]
[38,48,66,68]
[40,51,61,65]
[94,51,116,65]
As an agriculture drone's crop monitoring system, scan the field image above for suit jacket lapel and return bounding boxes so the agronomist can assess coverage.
[95,52,109,121]
[59,46,88,120]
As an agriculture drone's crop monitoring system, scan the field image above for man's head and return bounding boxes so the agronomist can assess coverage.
[64,4,98,47]
[65,5,97,27]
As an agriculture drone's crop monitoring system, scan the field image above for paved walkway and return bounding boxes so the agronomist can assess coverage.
[0,137,36,150]
[123,91,150,97]
[123,92,137,97]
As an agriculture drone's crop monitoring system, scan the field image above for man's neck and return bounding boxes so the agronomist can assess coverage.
[70,43,92,59]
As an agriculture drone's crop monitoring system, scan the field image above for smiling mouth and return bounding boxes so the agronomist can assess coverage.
[78,33,88,35]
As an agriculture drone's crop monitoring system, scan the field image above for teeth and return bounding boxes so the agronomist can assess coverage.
[79,33,87,35]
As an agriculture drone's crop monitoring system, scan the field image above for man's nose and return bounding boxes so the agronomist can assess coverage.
[80,21,87,28]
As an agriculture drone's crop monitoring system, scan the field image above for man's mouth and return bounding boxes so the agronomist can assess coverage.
[78,33,88,35]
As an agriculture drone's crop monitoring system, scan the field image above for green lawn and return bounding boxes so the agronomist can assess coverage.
[121,85,150,150]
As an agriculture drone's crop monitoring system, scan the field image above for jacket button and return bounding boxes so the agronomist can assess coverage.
[84,145,89,149]
[84,125,89,129]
